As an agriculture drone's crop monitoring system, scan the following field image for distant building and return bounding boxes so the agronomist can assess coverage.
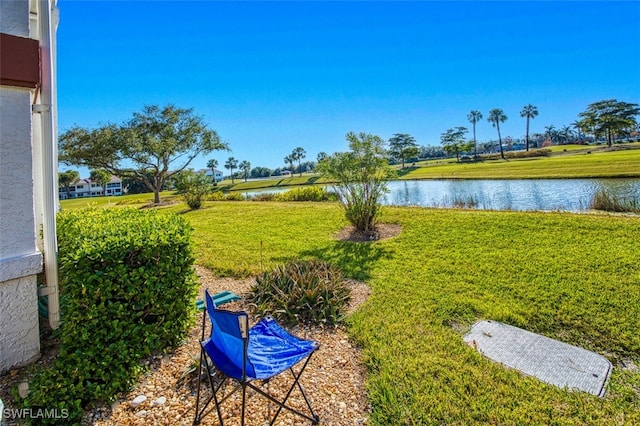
[205,168,224,182]
[59,176,123,199]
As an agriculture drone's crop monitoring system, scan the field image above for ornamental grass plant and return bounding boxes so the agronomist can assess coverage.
[247,260,351,326]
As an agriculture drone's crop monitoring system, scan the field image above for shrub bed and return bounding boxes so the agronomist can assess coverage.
[21,208,197,424]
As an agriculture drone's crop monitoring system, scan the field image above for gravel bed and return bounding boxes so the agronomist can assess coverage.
[85,266,371,425]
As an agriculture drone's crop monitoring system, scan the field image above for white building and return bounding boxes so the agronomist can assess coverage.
[59,176,123,199]
[205,168,224,182]
[0,0,60,372]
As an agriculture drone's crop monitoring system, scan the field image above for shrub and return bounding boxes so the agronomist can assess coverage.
[209,191,227,201]
[225,192,244,201]
[318,132,395,234]
[589,188,640,213]
[247,260,351,326]
[21,208,197,424]
[249,192,277,201]
[208,191,244,201]
[173,169,212,209]
[273,186,334,202]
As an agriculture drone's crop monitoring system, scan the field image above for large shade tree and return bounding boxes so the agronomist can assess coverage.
[440,127,472,161]
[466,111,483,159]
[520,104,538,151]
[578,99,640,147]
[58,169,79,199]
[89,169,112,196]
[59,105,228,204]
[388,133,419,168]
[488,108,508,159]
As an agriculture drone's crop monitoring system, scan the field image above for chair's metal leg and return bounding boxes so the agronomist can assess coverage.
[274,354,317,424]
[193,348,205,425]
[241,382,247,426]
[208,356,226,426]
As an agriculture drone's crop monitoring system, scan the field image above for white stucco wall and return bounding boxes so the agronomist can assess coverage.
[0,276,40,369]
[0,0,29,36]
[0,0,42,372]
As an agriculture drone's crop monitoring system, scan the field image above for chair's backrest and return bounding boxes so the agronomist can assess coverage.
[203,289,254,380]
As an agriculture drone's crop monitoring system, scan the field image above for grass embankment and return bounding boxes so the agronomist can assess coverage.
[403,147,640,180]
[151,201,640,424]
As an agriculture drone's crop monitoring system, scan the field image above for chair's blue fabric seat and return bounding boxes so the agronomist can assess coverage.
[203,314,318,381]
[248,317,319,379]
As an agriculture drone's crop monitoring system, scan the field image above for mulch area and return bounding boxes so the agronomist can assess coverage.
[0,223,395,425]
[1,265,372,426]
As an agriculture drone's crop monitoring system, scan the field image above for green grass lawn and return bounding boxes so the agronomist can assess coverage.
[59,191,181,210]
[402,148,640,180]
[150,201,640,425]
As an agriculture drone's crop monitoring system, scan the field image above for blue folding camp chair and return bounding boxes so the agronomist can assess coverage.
[194,289,320,425]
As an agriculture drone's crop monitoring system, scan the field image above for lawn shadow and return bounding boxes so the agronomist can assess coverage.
[395,166,418,177]
[293,241,393,281]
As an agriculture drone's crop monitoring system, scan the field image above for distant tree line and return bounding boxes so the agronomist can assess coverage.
[58,99,638,203]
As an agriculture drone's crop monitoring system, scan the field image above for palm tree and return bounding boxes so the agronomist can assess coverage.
[467,110,483,159]
[283,155,294,176]
[520,104,538,151]
[206,158,218,178]
[560,125,574,144]
[571,120,585,142]
[292,147,306,177]
[488,108,507,159]
[224,157,238,183]
[239,160,251,182]
[544,125,558,145]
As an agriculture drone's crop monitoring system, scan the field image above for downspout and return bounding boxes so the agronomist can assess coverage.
[34,0,60,330]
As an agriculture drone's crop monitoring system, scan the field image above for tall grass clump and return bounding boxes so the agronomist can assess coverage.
[589,188,640,213]
[448,194,479,208]
[247,260,351,326]
[273,186,334,202]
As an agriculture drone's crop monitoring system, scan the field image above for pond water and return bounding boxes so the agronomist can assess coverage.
[243,178,640,212]
[381,179,640,211]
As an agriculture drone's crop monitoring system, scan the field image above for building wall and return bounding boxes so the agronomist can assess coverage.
[0,0,42,372]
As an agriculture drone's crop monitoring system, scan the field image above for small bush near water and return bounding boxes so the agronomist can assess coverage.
[273,186,335,202]
[247,260,351,326]
[20,208,197,424]
[589,188,640,213]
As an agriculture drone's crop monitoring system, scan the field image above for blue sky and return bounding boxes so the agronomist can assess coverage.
[56,1,640,174]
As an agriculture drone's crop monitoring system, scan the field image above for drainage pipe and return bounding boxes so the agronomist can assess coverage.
[35,0,60,330]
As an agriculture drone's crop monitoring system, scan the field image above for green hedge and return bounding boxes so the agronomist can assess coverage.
[21,208,197,424]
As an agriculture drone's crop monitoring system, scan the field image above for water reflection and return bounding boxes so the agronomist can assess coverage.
[381,179,640,211]
[243,179,640,212]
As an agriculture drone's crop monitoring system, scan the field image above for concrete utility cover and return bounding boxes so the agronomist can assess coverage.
[464,320,612,397]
